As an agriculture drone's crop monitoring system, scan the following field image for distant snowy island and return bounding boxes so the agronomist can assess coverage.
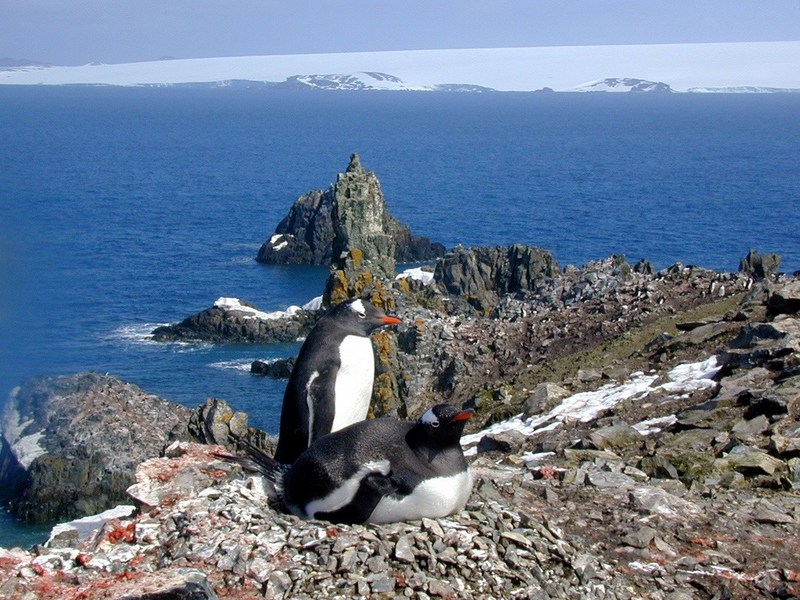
[1,42,798,92]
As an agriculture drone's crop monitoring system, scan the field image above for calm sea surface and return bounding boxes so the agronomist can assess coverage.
[1,87,799,546]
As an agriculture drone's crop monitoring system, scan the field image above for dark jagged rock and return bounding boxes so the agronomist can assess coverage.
[151,298,319,344]
[256,189,334,264]
[387,217,447,264]
[767,279,800,317]
[188,398,276,458]
[433,244,560,313]
[739,249,782,280]
[633,258,654,274]
[0,373,191,523]
[250,357,296,378]
[256,154,445,266]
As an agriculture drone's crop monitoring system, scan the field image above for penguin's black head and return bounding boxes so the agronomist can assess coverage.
[415,403,474,446]
[330,298,401,336]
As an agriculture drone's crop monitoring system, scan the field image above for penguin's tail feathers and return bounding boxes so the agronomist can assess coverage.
[212,439,290,496]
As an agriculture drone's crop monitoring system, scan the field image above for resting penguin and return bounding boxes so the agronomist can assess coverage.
[234,404,474,525]
[273,298,401,464]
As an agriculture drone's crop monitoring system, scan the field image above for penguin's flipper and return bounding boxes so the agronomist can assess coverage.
[305,364,338,442]
[315,472,399,524]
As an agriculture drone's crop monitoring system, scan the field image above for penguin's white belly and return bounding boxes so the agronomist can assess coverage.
[368,468,474,524]
[331,335,374,432]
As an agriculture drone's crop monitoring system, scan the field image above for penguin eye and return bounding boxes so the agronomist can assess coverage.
[357,311,366,319]
[430,420,440,428]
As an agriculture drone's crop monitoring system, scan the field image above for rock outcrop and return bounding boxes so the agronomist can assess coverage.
[0,373,191,524]
[2,280,799,598]
[151,297,319,344]
[188,398,277,458]
[329,153,397,281]
[739,248,782,280]
[256,154,445,266]
[319,154,407,416]
[250,357,295,378]
[432,244,561,313]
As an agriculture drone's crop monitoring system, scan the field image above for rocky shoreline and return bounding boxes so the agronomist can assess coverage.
[1,155,798,598]
[0,272,797,598]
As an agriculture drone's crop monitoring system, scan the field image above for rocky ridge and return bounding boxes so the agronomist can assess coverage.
[0,278,798,599]
[572,78,674,93]
[392,254,764,423]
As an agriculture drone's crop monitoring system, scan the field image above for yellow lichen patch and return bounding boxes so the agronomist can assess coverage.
[372,330,396,367]
[371,371,400,418]
[350,247,363,268]
[327,270,351,306]
[396,277,411,295]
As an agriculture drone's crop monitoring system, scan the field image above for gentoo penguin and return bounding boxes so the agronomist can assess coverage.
[273,298,401,464]
[236,404,474,525]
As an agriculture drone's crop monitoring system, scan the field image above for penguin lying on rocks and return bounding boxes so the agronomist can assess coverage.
[228,404,474,525]
[274,298,401,465]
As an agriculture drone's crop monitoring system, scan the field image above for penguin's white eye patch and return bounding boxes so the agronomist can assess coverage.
[349,299,367,318]
[420,408,439,427]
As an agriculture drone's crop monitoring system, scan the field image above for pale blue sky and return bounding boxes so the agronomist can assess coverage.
[1,0,799,65]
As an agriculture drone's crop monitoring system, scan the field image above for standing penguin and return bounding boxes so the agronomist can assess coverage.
[235,404,474,524]
[273,298,401,464]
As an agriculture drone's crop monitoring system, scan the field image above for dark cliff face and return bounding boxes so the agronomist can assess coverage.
[0,373,192,523]
[256,189,335,265]
[256,155,445,266]
[432,244,561,314]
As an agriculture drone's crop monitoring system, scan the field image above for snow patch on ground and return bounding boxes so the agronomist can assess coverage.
[461,356,721,454]
[48,505,137,544]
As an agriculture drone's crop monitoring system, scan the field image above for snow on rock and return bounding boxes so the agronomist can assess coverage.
[571,77,673,93]
[289,71,429,91]
[213,297,302,320]
[1,400,48,469]
[396,267,435,286]
[302,295,324,311]
[632,415,679,436]
[461,356,721,454]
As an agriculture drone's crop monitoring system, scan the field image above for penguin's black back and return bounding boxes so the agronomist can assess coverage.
[273,317,346,464]
[273,299,400,465]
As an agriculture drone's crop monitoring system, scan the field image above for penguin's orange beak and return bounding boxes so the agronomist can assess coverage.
[452,409,474,422]
[380,315,402,326]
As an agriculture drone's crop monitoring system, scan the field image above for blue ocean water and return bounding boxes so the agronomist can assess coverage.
[1,87,799,546]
